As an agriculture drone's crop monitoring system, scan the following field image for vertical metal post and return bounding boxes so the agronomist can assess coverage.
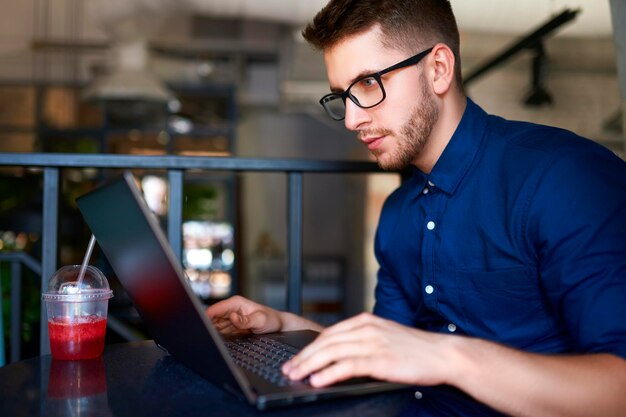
[41,168,59,356]
[227,175,239,295]
[10,261,22,363]
[168,170,184,262]
[287,172,303,315]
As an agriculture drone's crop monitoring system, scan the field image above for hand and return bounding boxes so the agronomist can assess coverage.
[205,295,284,335]
[281,312,453,387]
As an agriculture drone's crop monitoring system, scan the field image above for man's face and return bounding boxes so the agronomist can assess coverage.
[323,27,439,171]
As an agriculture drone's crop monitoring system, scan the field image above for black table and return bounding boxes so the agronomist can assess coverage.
[0,340,422,417]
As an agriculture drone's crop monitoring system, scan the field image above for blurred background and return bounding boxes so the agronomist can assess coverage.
[0,0,624,361]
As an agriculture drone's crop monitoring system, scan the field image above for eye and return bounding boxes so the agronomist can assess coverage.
[358,77,378,89]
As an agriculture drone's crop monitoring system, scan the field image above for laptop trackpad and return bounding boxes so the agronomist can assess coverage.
[260,330,319,349]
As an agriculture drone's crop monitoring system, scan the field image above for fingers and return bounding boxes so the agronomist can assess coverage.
[205,295,248,318]
[206,296,254,335]
[229,310,258,331]
[205,295,284,335]
[283,316,381,376]
[288,313,383,365]
[212,315,251,336]
[309,357,374,387]
[232,310,283,334]
[212,316,231,331]
[283,339,376,381]
[282,313,402,386]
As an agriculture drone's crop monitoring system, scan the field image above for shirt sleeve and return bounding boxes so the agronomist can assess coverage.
[372,191,417,326]
[526,143,626,359]
[373,238,417,326]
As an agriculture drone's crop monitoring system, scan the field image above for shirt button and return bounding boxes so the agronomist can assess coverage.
[426,221,436,230]
[428,180,435,187]
[414,391,423,400]
[422,188,429,195]
[447,323,457,333]
[425,285,434,294]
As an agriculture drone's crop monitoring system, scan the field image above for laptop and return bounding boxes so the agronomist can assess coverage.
[76,172,406,410]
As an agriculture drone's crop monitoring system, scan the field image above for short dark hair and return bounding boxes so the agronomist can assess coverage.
[302,0,463,90]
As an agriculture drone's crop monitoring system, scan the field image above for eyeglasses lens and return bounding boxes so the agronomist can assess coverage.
[323,97,347,120]
[323,78,385,121]
[350,77,384,108]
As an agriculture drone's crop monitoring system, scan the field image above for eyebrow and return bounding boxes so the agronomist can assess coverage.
[328,68,381,94]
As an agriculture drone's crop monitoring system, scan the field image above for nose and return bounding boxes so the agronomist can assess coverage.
[343,99,370,131]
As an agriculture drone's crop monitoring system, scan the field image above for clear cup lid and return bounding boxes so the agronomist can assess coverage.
[42,265,113,301]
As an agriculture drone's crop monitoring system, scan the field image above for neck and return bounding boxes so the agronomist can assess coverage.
[412,95,467,174]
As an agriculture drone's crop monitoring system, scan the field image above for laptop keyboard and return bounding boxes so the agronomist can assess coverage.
[224,336,303,386]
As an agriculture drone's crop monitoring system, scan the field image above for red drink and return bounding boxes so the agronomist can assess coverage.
[48,316,107,360]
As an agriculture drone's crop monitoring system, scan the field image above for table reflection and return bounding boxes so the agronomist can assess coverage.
[44,357,113,417]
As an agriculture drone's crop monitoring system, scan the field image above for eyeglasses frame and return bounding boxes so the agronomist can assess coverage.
[319,47,434,121]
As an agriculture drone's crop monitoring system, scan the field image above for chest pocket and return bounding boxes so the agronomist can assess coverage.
[450,267,554,347]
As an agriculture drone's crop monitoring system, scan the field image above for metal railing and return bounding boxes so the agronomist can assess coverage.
[0,152,388,360]
[0,251,42,365]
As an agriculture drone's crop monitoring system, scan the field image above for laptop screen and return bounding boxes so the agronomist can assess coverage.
[76,172,246,393]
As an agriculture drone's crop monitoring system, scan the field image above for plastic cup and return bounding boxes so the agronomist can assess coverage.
[42,265,113,360]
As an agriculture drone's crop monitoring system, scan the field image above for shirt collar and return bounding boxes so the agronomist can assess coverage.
[417,98,488,195]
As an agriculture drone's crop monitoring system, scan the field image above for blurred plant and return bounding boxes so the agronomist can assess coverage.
[1,262,41,359]
[183,183,219,220]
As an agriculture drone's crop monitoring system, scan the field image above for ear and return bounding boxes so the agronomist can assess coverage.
[429,43,456,95]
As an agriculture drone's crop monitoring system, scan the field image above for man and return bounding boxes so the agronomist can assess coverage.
[207,1,626,415]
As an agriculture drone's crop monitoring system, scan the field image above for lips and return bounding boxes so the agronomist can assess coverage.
[362,136,385,151]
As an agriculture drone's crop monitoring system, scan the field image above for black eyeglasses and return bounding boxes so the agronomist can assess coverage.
[319,47,433,121]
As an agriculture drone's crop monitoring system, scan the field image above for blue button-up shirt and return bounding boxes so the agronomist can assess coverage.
[373,98,626,359]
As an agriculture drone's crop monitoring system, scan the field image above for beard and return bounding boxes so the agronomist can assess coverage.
[369,77,439,171]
